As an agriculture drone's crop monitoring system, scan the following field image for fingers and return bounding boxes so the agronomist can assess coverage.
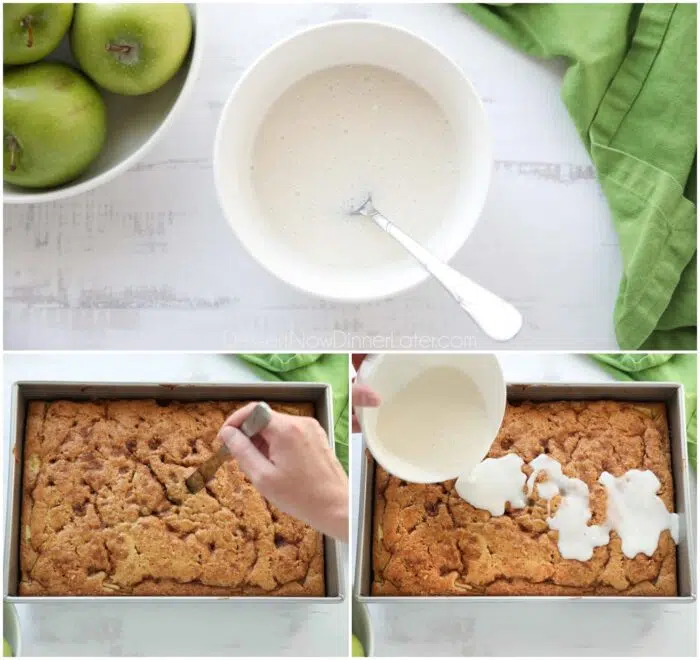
[222,401,261,428]
[219,426,273,489]
[352,385,380,433]
[251,435,270,460]
[353,383,381,408]
[222,402,306,448]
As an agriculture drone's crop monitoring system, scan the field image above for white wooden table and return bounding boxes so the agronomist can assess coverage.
[4,3,621,351]
[3,353,348,657]
[351,354,697,657]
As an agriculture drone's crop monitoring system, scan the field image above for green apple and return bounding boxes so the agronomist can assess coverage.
[3,3,74,65]
[3,638,12,657]
[352,635,365,657]
[71,3,192,96]
[4,61,107,189]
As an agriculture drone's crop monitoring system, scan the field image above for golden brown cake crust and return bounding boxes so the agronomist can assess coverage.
[372,400,677,597]
[20,399,325,597]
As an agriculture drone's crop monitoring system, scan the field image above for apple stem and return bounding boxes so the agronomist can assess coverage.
[105,43,133,54]
[20,16,34,48]
[6,136,20,172]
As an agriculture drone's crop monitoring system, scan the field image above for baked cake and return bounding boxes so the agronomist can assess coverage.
[372,400,677,596]
[20,399,325,596]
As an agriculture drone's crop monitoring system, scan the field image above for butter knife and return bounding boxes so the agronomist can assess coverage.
[185,401,273,494]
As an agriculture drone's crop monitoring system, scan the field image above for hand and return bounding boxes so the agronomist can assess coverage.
[218,402,348,543]
[352,353,381,432]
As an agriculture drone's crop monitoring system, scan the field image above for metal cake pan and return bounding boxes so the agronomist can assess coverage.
[5,381,345,603]
[355,382,696,603]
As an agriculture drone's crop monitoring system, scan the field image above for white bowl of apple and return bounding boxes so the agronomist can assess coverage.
[3,2,203,204]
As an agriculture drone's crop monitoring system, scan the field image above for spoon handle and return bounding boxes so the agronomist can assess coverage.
[371,212,523,342]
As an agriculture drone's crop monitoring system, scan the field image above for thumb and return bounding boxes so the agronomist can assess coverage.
[220,426,273,488]
[353,384,381,408]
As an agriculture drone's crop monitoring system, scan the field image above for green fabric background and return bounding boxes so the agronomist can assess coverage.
[592,353,697,469]
[237,354,349,472]
[461,3,697,349]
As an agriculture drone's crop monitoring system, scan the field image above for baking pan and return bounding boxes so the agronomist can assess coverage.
[355,382,696,603]
[4,381,345,603]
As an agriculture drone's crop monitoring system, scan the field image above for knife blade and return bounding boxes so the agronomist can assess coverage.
[185,401,273,494]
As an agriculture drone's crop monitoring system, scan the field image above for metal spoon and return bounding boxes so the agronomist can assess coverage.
[350,195,523,341]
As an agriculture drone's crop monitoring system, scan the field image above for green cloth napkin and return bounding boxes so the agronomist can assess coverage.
[591,353,697,469]
[461,3,697,349]
[237,354,349,472]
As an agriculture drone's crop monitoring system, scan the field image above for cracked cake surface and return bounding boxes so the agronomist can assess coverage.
[20,399,325,596]
[372,400,677,596]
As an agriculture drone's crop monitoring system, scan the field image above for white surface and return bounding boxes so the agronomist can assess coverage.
[351,354,698,657]
[2,353,348,657]
[4,3,621,350]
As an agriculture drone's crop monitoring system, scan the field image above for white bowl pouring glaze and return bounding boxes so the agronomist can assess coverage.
[3,4,204,205]
[214,20,492,302]
[357,353,506,483]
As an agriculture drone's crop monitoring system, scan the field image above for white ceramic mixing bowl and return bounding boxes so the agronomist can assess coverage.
[3,4,203,204]
[357,353,506,483]
[214,20,491,302]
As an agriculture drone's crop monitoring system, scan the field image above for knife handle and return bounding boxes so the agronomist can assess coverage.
[218,401,274,458]
[239,401,273,439]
